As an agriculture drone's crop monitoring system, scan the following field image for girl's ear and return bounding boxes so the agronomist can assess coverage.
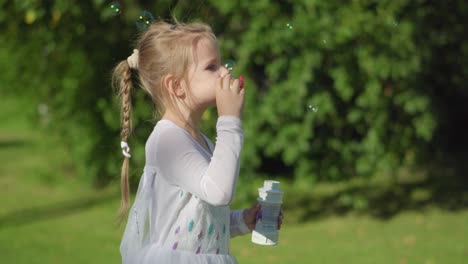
[163,74,185,97]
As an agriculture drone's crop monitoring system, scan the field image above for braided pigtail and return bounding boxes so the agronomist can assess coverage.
[112,57,135,227]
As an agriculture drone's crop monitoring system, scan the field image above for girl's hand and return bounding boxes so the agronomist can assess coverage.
[243,203,284,231]
[216,73,245,118]
[242,204,260,231]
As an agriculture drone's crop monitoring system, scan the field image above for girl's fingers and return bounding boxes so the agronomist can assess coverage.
[222,74,231,90]
[219,76,224,90]
[231,79,240,93]
[220,74,242,93]
[219,75,225,90]
[278,211,283,230]
[219,73,228,90]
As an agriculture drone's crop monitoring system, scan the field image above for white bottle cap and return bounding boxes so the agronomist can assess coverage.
[264,180,280,191]
[258,180,283,204]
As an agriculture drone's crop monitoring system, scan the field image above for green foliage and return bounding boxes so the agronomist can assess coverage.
[0,0,465,189]
[218,0,440,182]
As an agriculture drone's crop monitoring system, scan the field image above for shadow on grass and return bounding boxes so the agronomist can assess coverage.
[288,156,468,222]
[0,139,31,149]
[0,191,120,228]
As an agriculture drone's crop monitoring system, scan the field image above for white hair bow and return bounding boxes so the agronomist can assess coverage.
[127,49,139,69]
[121,141,131,158]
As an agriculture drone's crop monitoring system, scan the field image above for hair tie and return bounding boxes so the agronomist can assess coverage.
[121,141,131,158]
[127,49,139,70]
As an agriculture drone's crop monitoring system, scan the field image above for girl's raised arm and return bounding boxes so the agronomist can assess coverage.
[155,115,243,206]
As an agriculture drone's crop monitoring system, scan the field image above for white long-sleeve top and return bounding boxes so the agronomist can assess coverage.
[120,116,250,264]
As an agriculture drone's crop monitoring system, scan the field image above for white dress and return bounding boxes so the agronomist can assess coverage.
[120,116,250,264]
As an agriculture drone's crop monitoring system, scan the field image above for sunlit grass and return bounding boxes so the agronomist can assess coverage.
[232,208,468,264]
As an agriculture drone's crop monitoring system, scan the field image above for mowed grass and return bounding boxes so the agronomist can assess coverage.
[1,96,467,263]
[231,209,468,264]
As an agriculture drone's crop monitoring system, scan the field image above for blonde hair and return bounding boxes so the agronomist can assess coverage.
[112,20,218,226]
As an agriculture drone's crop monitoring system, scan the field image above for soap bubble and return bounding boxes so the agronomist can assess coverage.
[136,10,155,31]
[286,22,294,30]
[224,60,236,72]
[109,1,122,16]
[38,103,49,116]
[306,104,318,113]
[37,103,50,125]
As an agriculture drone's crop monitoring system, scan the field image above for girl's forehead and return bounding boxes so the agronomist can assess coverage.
[194,37,220,62]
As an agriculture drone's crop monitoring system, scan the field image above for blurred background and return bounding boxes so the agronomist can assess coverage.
[1,0,467,263]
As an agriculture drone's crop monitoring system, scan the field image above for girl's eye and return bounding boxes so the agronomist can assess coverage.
[206,64,218,71]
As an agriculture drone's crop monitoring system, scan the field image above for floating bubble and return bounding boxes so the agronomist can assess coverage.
[136,10,155,31]
[224,60,236,72]
[306,104,318,113]
[38,103,49,116]
[109,1,122,16]
[286,22,294,30]
[37,103,50,125]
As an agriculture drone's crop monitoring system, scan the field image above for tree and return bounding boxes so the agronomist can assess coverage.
[1,0,465,191]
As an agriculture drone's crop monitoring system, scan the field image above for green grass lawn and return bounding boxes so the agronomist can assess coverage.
[1,97,467,263]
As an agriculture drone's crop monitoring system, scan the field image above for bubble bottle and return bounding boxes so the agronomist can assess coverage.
[251,180,283,246]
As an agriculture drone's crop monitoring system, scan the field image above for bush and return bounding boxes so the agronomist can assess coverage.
[1,0,465,190]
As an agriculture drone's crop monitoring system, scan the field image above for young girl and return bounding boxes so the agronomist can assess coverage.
[112,21,281,263]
